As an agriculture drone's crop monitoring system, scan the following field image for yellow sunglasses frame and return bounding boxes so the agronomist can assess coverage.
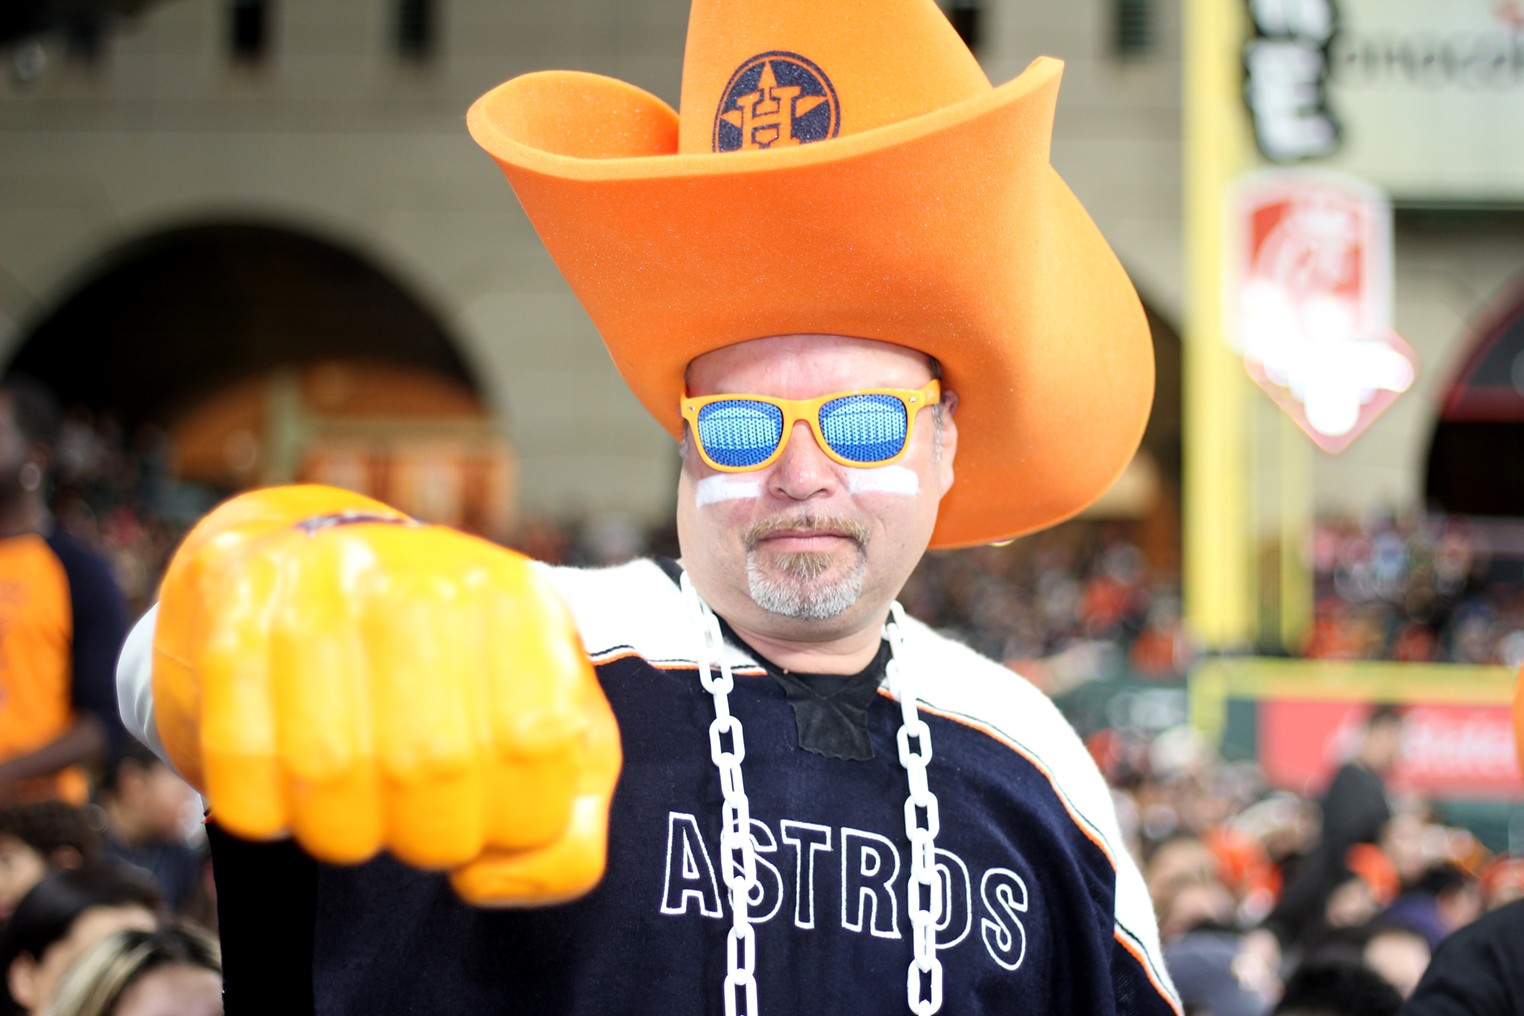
[680,379,942,473]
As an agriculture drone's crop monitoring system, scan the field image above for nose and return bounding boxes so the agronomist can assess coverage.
[768,420,838,502]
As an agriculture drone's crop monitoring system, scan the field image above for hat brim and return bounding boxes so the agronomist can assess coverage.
[468,57,1153,549]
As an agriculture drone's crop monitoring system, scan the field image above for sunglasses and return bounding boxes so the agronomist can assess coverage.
[680,380,941,473]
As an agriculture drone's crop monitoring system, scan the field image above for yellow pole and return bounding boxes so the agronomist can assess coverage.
[1182,0,1255,652]
[1279,414,1313,653]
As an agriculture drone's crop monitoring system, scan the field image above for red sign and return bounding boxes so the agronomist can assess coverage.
[1231,171,1418,454]
[1260,699,1523,800]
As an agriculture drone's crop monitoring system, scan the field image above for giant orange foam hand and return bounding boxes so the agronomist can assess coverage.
[152,485,621,906]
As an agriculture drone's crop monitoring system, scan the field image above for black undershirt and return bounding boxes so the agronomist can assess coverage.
[656,559,888,761]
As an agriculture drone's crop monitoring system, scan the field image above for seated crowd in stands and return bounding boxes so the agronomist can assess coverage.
[59,404,1524,672]
[1114,714,1523,1015]
[0,789,215,1015]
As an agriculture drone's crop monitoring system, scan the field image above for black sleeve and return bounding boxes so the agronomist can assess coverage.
[208,821,319,1015]
[1401,900,1524,1016]
[1319,763,1390,850]
[48,533,130,755]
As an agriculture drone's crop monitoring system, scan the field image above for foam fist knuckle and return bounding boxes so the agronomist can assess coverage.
[153,486,620,897]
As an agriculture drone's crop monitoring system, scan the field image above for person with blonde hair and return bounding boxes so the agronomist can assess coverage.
[39,923,220,1016]
[0,865,160,1016]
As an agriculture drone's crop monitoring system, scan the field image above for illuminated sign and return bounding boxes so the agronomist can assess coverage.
[1243,0,1524,201]
[1243,0,1341,162]
[1260,699,1523,800]
[1231,169,1417,453]
[1324,0,1524,202]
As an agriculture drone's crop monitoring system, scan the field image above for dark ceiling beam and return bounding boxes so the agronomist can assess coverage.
[1,0,169,49]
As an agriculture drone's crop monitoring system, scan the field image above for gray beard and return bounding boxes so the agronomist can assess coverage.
[746,548,867,620]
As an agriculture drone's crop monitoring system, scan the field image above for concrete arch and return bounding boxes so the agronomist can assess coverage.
[1134,299,1184,571]
[4,219,480,427]
[1425,278,1524,517]
[3,219,517,537]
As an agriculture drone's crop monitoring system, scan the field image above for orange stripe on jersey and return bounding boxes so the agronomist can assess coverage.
[895,692,1117,866]
[1114,927,1184,1015]
[898,691,1180,1013]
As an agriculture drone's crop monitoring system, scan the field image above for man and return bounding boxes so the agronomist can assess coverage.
[0,863,161,1015]
[1321,705,1404,857]
[96,739,206,916]
[116,0,1178,1012]
[0,377,127,806]
[1266,704,1406,952]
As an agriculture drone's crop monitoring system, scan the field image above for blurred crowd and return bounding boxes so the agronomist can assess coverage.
[42,410,192,618]
[1099,707,1524,1015]
[52,408,1524,675]
[11,409,1522,1016]
[1306,514,1524,669]
[0,749,219,1016]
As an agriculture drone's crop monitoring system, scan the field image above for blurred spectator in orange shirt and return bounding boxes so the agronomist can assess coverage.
[0,378,128,805]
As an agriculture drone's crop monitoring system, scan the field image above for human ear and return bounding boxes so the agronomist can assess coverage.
[936,390,959,496]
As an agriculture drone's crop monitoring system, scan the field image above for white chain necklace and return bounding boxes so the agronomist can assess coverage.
[681,572,944,1015]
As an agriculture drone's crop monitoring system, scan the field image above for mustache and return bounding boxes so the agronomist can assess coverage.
[743,513,870,551]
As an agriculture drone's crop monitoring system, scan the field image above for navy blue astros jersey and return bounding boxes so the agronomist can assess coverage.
[173,560,1178,1014]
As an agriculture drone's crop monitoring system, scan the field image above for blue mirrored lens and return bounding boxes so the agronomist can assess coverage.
[819,394,908,464]
[696,399,785,468]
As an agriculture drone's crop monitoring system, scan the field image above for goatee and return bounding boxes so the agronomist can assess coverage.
[743,513,869,620]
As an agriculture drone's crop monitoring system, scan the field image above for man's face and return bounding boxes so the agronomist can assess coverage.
[12,904,158,1012]
[1365,715,1405,773]
[135,762,201,842]
[676,334,956,644]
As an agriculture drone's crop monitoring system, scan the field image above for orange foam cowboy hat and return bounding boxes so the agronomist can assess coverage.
[467,0,1153,549]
